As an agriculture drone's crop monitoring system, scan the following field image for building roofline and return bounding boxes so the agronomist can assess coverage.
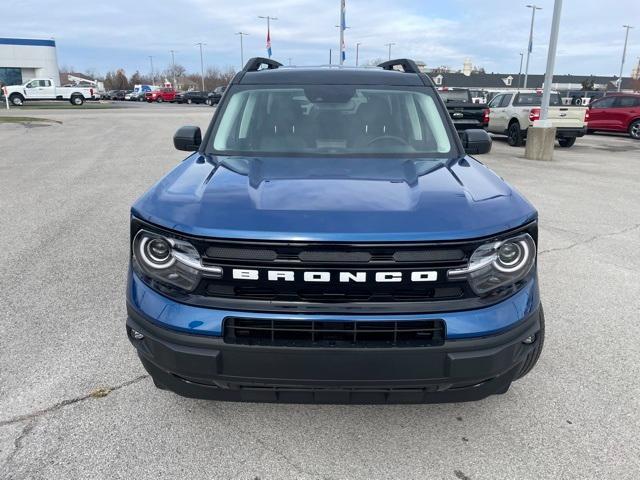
[0,37,56,47]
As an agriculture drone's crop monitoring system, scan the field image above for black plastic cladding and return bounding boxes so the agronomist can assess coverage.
[130,217,538,315]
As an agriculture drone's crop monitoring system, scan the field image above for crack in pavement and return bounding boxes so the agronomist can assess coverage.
[1,419,37,474]
[539,223,640,255]
[0,374,149,428]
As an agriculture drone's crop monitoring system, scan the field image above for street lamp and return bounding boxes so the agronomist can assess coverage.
[148,56,154,85]
[356,42,361,67]
[235,32,249,69]
[517,52,524,88]
[169,50,177,88]
[384,42,396,61]
[195,42,206,91]
[618,25,633,92]
[523,4,542,89]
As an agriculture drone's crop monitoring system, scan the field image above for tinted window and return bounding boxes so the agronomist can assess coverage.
[499,94,513,107]
[438,90,470,102]
[591,97,616,109]
[210,85,454,157]
[514,92,562,106]
[615,96,640,108]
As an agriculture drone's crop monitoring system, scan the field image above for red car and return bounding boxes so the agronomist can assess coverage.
[587,94,640,140]
[145,88,177,103]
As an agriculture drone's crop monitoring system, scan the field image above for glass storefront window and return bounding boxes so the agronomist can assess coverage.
[0,68,23,87]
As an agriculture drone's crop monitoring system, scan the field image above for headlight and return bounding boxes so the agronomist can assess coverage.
[447,233,536,295]
[132,230,222,292]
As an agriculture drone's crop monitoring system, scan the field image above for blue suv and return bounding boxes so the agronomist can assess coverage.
[127,58,543,403]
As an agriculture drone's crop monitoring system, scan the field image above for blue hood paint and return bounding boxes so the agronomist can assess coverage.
[132,154,537,241]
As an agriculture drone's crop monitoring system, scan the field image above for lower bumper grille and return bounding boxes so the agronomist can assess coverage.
[223,318,445,348]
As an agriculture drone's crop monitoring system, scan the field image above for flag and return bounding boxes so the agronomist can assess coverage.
[266,27,272,58]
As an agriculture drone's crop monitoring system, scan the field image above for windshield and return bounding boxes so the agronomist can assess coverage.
[438,90,470,102]
[514,92,562,106]
[209,85,454,157]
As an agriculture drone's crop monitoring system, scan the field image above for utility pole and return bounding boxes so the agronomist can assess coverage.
[523,4,542,88]
[195,42,206,91]
[258,16,277,58]
[169,50,177,88]
[148,56,154,85]
[356,42,361,67]
[517,52,524,88]
[235,32,249,69]
[618,25,633,92]
[384,42,395,61]
[329,49,332,65]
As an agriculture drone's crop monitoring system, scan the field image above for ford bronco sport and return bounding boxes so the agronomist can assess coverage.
[127,58,544,403]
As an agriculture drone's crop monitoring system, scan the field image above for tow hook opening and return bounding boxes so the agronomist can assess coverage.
[522,334,536,345]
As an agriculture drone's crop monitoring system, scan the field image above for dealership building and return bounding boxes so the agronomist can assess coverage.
[0,37,60,87]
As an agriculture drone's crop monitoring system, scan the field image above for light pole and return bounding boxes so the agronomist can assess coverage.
[618,25,633,92]
[169,50,177,88]
[258,16,277,58]
[195,42,206,91]
[148,56,154,85]
[384,42,395,61]
[356,42,361,67]
[539,0,562,123]
[523,4,542,89]
[329,49,332,65]
[235,32,249,69]
[517,52,524,88]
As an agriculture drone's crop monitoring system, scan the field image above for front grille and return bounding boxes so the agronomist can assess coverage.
[224,318,445,348]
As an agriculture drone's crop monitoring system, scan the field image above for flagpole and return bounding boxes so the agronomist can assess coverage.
[339,0,346,65]
[258,15,278,58]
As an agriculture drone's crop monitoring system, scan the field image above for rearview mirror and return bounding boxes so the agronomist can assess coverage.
[459,129,492,155]
[173,126,202,151]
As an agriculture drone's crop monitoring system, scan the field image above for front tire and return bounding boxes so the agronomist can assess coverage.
[205,98,212,106]
[186,98,192,105]
[9,93,24,106]
[558,137,576,148]
[629,120,640,140]
[157,97,163,103]
[507,122,524,147]
[514,308,545,380]
[70,95,84,106]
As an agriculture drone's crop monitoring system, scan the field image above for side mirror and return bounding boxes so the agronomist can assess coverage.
[173,126,202,151]
[459,129,492,155]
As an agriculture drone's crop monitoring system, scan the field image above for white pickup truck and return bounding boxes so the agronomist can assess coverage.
[3,78,96,106]
[486,90,587,148]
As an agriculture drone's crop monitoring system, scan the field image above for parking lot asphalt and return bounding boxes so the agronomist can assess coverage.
[1,104,639,480]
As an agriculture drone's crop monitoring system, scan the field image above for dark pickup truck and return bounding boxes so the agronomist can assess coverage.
[438,88,489,131]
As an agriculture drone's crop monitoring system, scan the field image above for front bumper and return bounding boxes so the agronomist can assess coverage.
[127,297,543,404]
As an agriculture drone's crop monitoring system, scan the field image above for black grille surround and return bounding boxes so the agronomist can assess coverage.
[224,318,445,348]
[131,218,538,314]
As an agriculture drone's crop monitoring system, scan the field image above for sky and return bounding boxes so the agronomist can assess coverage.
[6,0,640,78]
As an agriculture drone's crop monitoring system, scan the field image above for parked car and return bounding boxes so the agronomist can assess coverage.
[486,90,587,147]
[176,91,208,104]
[146,87,178,103]
[3,78,96,106]
[206,86,226,106]
[103,90,116,100]
[127,57,545,404]
[437,87,489,130]
[124,90,135,101]
[112,90,127,101]
[586,94,640,140]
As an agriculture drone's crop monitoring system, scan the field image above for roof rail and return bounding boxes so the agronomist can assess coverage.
[378,59,421,74]
[243,57,283,72]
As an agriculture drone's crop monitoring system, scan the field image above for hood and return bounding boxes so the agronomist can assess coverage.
[132,154,536,242]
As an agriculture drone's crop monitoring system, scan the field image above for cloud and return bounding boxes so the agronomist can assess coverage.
[4,0,639,76]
